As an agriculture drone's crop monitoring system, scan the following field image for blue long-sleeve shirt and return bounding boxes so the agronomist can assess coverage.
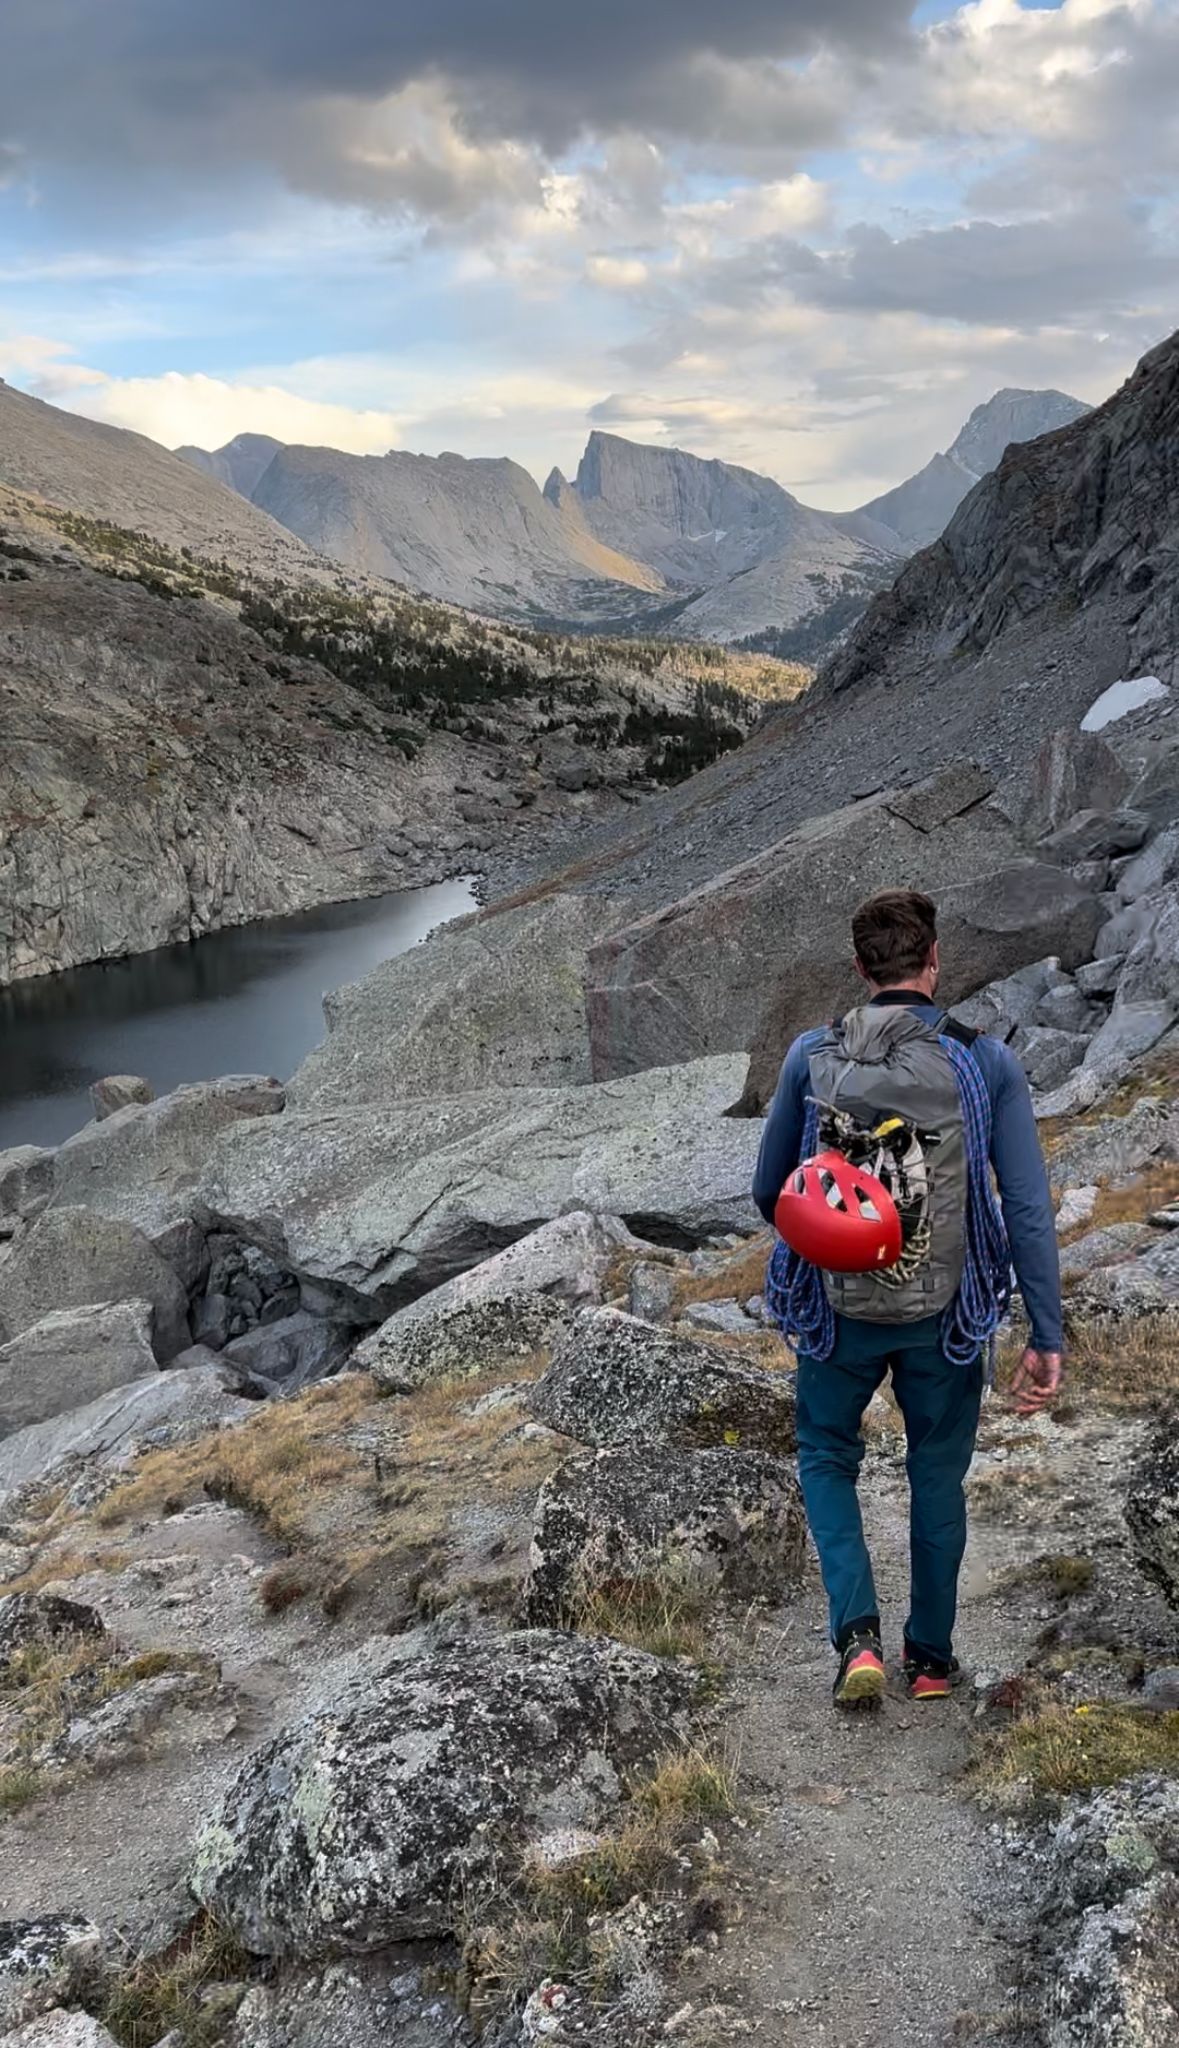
[752,994,1064,1352]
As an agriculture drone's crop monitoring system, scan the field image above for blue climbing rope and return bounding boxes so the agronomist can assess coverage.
[938,1036,1013,1378]
[764,1035,1013,1375]
[764,1095,836,1358]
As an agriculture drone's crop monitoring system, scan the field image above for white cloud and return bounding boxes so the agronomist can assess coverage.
[0,345,410,455]
[586,254,652,291]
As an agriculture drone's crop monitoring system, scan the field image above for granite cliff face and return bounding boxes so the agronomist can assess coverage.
[175,433,284,500]
[0,479,780,984]
[249,441,664,625]
[0,538,466,984]
[547,430,891,647]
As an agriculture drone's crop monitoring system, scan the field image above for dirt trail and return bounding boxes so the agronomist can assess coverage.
[687,1395,1143,2047]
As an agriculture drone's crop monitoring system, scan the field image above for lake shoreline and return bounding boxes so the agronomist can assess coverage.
[0,875,478,1151]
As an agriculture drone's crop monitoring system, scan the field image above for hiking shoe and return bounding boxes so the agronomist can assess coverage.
[833,1630,885,1710]
[902,1650,960,1702]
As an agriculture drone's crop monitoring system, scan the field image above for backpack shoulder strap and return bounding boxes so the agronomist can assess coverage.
[936,1013,980,1049]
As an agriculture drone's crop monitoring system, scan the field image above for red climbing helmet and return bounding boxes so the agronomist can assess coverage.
[774,1148,903,1274]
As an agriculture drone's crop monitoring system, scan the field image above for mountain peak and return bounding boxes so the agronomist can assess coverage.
[947,387,1089,480]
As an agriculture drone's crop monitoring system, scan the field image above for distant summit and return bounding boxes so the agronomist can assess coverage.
[842,388,1090,554]
[825,342,1175,697]
[177,432,284,500]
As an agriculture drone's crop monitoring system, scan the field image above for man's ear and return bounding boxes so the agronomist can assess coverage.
[929,939,941,981]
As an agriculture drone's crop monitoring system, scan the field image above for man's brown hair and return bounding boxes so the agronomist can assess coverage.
[852,888,938,986]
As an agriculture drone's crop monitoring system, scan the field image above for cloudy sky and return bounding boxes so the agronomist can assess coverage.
[1,0,1176,507]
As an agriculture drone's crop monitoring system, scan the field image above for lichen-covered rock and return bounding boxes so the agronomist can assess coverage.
[1047,1100,1179,1195]
[0,1594,105,1673]
[529,1309,796,1454]
[359,1293,570,1395]
[228,1962,474,2048]
[1047,1777,1179,1921]
[0,1303,158,1442]
[1125,1418,1179,1604]
[1048,1872,1179,2047]
[0,1208,190,1364]
[518,1444,805,1625]
[191,1629,697,1955]
[0,1919,103,2032]
[1072,1261,1179,1319]
[0,2012,120,2047]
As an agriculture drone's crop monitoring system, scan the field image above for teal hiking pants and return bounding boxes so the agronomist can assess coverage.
[795,1314,984,1665]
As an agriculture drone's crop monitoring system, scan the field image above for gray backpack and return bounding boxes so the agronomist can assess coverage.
[806,1004,972,1325]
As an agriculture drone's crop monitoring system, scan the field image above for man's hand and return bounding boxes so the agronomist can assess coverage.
[1011,1347,1063,1416]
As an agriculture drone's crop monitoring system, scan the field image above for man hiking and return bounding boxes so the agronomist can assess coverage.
[753,888,1063,1709]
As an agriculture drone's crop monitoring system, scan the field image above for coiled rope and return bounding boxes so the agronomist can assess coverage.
[764,1035,1012,1376]
[939,1036,1013,1377]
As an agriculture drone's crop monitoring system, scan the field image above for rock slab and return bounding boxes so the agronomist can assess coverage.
[0,1209,190,1364]
[0,1300,159,1443]
[196,1059,759,1312]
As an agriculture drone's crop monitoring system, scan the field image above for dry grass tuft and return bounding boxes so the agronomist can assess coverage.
[1059,1314,1179,1409]
[991,1313,1179,1411]
[976,1702,1179,1800]
[570,1575,711,1662]
[1057,1162,1179,1246]
[0,1764,42,1813]
[632,1745,738,1823]
[98,1913,258,2048]
[95,1375,375,1539]
[457,1740,735,2027]
[993,1553,1096,1601]
[669,1234,774,1314]
[968,1460,1059,1517]
[257,1561,314,1615]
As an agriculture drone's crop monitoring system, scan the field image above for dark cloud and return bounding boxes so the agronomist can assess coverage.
[789,210,1173,328]
[643,198,1172,339]
[0,0,910,184]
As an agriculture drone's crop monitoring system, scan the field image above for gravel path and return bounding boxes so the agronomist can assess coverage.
[682,1393,1155,2047]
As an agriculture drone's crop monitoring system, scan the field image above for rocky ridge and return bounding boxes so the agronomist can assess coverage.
[0,485,794,984]
[826,334,1179,698]
[179,384,1085,657]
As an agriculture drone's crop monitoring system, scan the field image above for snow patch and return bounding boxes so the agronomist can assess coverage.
[1080,675,1170,733]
